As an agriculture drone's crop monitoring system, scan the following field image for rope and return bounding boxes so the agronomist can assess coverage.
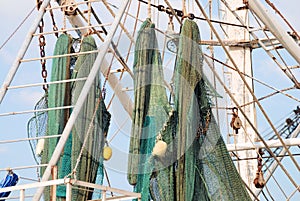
[203,54,300,193]
[182,0,186,16]
[108,116,129,143]
[102,0,135,43]
[103,166,114,197]
[204,54,300,104]
[249,9,300,88]
[221,0,299,89]
[72,95,102,177]
[265,0,300,41]
[265,185,276,201]
[81,2,134,78]
[106,1,141,110]
[201,0,300,174]
[148,0,152,19]
[0,6,36,51]
[103,0,133,100]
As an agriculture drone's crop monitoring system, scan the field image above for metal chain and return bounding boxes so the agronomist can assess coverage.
[37,0,48,92]
[49,3,59,38]
[196,109,211,138]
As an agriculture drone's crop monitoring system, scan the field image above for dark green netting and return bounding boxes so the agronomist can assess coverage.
[40,33,72,201]
[173,19,251,201]
[70,35,111,201]
[128,18,251,201]
[127,18,174,200]
[28,34,110,200]
[173,18,205,201]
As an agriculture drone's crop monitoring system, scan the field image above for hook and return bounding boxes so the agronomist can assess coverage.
[232,107,238,116]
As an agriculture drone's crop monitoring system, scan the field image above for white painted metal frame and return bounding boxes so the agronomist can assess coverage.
[246,0,300,65]
[0,179,141,201]
[227,136,300,151]
[0,0,52,104]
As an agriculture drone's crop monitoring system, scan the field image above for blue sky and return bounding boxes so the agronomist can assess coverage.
[0,0,299,200]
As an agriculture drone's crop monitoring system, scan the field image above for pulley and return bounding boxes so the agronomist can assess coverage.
[230,107,242,134]
[253,170,265,188]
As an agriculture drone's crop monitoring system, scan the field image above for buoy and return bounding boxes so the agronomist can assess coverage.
[103,146,112,161]
[152,140,167,157]
[36,139,45,156]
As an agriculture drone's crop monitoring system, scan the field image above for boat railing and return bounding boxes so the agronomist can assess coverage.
[0,178,141,201]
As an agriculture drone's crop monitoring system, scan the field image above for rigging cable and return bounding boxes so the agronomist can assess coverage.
[0,6,36,51]
[249,8,299,88]
[204,54,300,104]
[265,0,300,41]
[265,185,276,201]
[137,0,256,29]
[218,0,300,173]
[107,1,141,110]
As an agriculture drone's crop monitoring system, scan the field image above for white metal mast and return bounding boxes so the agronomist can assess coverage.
[221,0,257,192]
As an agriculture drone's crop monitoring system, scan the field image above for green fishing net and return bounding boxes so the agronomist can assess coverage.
[128,19,251,201]
[70,35,110,201]
[127,18,174,200]
[28,34,110,200]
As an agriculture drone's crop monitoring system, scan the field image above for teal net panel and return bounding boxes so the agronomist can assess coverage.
[127,18,174,200]
[70,35,110,201]
[41,33,72,201]
[128,19,251,201]
[28,34,110,200]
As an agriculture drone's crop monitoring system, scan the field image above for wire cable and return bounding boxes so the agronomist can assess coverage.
[0,6,36,51]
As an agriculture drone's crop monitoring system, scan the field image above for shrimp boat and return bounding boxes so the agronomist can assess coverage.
[0,0,299,200]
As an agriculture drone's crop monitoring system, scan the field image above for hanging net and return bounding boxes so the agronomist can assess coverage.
[70,35,111,201]
[128,18,251,201]
[27,94,48,165]
[173,19,251,201]
[28,34,111,200]
[127,18,174,200]
[37,33,73,201]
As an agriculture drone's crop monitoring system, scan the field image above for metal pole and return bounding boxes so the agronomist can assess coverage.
[100,59,133,117]
[0,0,51,104]
[221,0,256,191]
[20,189,25,201]
[32,1,130,200]
[65,179,72,201]
[227,137,300,151]
[102,190,106,201]
[246,0,300,65]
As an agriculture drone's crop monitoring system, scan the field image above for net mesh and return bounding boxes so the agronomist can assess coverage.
[127,18,174,200]
[127,19,251,201]
[27,94,48,165]
[41,33,72,201]
[28,34,110,200]
[70,35,111,201]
